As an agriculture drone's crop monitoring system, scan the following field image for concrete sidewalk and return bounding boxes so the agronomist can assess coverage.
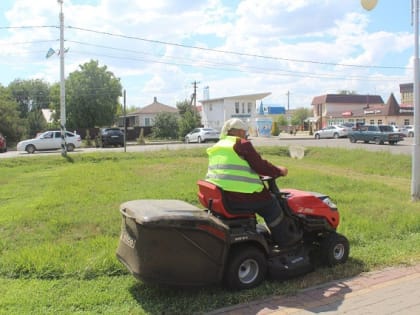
[208,264,420,315]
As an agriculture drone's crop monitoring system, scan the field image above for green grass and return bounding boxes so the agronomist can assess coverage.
[0,147,419,314]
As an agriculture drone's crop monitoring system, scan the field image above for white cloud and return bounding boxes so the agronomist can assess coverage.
[0,0,413,108]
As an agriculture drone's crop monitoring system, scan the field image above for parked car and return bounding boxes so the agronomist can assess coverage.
[400,125,414,137]
[348,125,403,145]
[17,130,81,154]
[341,122,355,129]
[342,122,365,130]
[100,128,124,147]
[0,133,7,153]
[388,125,406,138]
[314,125,350,139]
[389,125,400,132]
[185,128,220,143]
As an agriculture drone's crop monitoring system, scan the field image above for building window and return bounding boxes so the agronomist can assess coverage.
[369,120,374,125]
[402,91,413,105]
[209,104,213,111]
[235,102,239,114]
[145,118,151,126]
[404,119,410,125]
[378,120,382,125]
[247,102,252,113]
[241,102,245,113]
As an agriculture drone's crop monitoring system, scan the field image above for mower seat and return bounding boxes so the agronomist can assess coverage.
[197,180,255,219]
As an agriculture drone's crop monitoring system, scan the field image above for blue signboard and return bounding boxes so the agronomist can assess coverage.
[256,118,272,137]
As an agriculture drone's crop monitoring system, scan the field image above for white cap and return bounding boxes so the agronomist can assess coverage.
[220,118,248,138]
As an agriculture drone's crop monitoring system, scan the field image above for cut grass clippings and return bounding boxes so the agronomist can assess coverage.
[0,146,419,314]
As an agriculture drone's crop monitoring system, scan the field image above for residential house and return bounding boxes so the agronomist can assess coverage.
[361,93,413,126]
[311,94,384,129]
[199,92,271,132]
[311,93,414,129]
[123,97,178,128]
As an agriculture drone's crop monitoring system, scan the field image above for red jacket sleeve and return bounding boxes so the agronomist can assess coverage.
[233,138,282,178]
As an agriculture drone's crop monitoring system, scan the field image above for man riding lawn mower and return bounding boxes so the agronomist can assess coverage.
[116,119,349,290]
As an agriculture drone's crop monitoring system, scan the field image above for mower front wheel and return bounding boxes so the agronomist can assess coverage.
[321,233,349,266]
[224,246,267,290]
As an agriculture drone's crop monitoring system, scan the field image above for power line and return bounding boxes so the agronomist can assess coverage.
[67,25,409,70]
[0,25,57,30]
[1,24,411,71]
[65,41,406,82]
[1,39,59,46]
[0,24,410,90]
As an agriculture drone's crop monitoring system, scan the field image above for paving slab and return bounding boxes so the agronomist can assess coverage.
[207,264,420,315]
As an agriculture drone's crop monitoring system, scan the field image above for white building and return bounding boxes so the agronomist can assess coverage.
[199,92,271,131]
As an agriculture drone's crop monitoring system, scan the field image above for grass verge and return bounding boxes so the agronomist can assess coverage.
[0,146,419,314]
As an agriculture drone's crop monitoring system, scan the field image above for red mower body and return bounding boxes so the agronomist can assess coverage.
[282,188,339,230]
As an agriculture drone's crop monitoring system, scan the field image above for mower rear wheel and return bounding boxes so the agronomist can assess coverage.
[224,246,267,290]
[321,233,349,266]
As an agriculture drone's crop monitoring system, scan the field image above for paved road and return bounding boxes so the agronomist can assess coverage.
[252,135,414,155]
[0,136,415,159]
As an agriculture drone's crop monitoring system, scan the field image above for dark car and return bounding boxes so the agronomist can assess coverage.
[100,128,124,147]
[0,133,6,153]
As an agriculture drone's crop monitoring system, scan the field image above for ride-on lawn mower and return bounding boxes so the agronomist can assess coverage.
[116,177,349,290]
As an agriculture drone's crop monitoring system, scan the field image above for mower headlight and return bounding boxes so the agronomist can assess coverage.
[321,197,337,210]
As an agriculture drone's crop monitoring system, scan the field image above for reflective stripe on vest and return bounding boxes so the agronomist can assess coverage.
[208,163,256,172]
[206,136,264,193]
[206,173,262,185]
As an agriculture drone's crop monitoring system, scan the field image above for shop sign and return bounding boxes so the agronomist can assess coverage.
[364,109,381,114]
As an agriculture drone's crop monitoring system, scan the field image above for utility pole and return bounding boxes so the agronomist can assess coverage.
[412,0,420,201]
[191,80,200,109]
[123,89,126,153]
[361,0,420,201]
[58,0,67,157]
[286,90,291,127]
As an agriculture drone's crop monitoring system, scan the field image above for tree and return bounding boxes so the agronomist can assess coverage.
[177,99,201,137]
[27,109,47,136]
[152,112,179,139]
[276,114,288,127]
[48,83,61,128]
[7,79,51,137]
[291,107,312,129]
[58,60,122,129]
[8,79,50,118]
[338,90,357,95]
[0,85,26,143]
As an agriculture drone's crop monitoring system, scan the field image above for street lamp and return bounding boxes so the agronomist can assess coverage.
[361,0,420,201]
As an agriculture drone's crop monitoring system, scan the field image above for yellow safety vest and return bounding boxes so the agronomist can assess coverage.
[206,136,264,193]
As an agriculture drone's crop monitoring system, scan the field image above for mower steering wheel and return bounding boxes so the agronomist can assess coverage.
[260,176,280,194]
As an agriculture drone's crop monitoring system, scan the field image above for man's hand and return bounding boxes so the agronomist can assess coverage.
[278,166,288,176]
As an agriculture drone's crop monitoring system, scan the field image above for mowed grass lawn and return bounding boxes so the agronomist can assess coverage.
[0,146,419,315]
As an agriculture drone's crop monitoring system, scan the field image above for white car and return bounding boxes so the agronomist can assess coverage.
[389,125,401,133]
[400,125,414,137]
[314,125,350,139]
[185,128,220,143]
[17,130,81,154]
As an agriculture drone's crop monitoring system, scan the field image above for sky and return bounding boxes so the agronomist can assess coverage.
[0,0,416,110]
